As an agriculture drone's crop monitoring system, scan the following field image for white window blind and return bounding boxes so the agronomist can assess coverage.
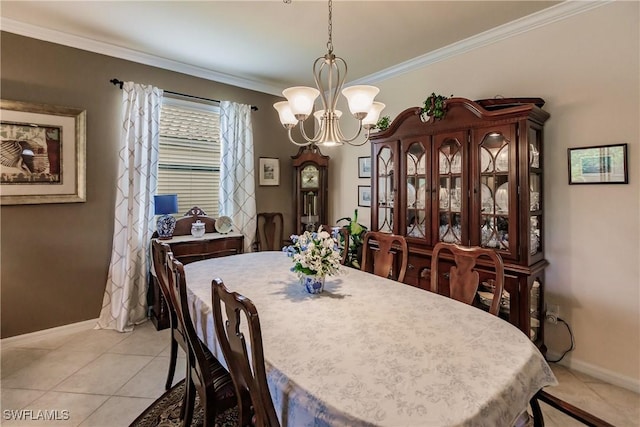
[158,98,220,216]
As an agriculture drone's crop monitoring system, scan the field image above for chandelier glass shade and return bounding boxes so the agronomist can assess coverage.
[273,0,384,147]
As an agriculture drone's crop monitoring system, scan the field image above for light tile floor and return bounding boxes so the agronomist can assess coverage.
[1,321,638,426]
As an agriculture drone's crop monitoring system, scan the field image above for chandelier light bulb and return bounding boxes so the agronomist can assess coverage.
[274,101,297,127]
[282,86,320,119]
[362,102,386,129]
[342,85,379,119]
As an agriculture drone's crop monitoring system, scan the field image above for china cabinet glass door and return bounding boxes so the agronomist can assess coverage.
[404,140,429,240]
[528,127,543,262]
[475,125,517,260]
[376,146,394,233]
[435,132,466,245]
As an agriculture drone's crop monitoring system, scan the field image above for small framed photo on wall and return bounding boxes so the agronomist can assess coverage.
[358,185,371,207]
[358,156,371,178]
[568,143,628,184]
[259,157,280,186]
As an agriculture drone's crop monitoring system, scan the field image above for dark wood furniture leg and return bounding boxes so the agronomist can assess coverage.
[530,390,616,427]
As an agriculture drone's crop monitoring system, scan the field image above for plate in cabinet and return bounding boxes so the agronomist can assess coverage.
[481,184,493,212]
[438,152,450,174]
[495,147,509,172]
[495,182,509,213]
[481,149,493,173]
[407,183,416,207]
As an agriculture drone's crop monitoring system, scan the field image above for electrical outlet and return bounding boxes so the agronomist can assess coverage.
[546,303,560,324]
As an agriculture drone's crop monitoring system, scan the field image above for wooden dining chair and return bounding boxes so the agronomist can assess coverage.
[360,231,409,282]
[212,279,280,427]
[151,239,186,391]
[430,242,505,316]
[255,212,284,251]
[166,252,239,426]
[319,225,350,266]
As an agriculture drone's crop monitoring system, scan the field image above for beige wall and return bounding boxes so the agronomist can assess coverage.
[330,2,639,388]
[0,32,296,338]
[2,1,638,390]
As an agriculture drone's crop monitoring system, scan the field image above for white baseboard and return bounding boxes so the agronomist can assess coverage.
[547,350,640,394]
[1,318,99,349]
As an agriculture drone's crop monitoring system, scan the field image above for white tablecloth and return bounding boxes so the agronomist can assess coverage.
[184,251,556,427]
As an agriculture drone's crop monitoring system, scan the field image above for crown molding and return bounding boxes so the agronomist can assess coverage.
[0,18,284,96]
[2,1,611,94]
[351,0,612,85]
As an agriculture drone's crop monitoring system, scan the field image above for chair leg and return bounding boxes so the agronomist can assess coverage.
[165,336,178,390]
[183,368,196,427]
[179,360,189,420]
[202,389,217,427]
[530,393,545,427]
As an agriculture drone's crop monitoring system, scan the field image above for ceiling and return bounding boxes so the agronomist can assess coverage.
[1,1,563,96]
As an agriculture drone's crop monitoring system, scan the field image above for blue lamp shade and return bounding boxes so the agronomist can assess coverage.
[154,194,179,239]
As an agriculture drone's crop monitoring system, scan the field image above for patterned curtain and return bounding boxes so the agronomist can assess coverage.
[219,101,257,253]
[97,82,163,332]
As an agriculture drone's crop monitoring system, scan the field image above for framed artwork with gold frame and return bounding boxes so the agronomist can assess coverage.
[1,99,86,205]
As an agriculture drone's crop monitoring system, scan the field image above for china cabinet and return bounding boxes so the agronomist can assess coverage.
[370,98,549,350]
[292,145,329,233]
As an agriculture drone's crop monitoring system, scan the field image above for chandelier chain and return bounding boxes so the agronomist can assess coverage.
[327,0,333,54]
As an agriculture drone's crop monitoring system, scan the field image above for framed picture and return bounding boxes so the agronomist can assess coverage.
[1,100,86,205]
[358,185,371,207]
[259,157,279,186]
[358,156,371,178]
[568,143,628,184]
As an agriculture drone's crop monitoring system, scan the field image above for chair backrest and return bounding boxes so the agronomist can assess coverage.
[151,239,179,330]
[256,212,284,251]
[361,231,409,282]
[151,239,173,307]
[319,225,350,266]
[212,279,280,427]
[166,253,217,393]
[430,242,505,316]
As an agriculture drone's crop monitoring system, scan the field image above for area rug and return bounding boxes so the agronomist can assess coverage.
[129,379,238,427]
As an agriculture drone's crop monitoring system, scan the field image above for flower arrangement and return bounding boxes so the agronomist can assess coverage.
[282,227,342,278]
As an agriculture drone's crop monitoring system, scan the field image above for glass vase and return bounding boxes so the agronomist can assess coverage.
[301,274,325,294]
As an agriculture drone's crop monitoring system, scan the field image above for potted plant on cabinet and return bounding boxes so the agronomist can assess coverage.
[421,92,452,121]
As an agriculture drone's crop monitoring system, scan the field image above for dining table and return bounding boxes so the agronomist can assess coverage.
[183,251,557,427]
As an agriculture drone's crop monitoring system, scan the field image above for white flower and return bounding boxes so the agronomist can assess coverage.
[282,226,342,278]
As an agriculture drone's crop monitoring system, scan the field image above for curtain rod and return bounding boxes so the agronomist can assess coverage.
[109,78,258,111]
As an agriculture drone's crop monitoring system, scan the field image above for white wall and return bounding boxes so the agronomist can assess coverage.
[330,2,639,390]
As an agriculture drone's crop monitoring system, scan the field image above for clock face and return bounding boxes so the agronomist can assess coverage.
[301,165,319,188]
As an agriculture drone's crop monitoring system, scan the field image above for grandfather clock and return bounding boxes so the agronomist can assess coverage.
[292,145,329,233]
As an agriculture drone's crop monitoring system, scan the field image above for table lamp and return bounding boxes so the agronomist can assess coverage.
[154,194,179,239]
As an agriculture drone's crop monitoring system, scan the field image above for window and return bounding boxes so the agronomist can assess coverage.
[158,97,220,216]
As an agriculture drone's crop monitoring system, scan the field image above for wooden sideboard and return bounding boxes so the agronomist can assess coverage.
[149,208,244,330]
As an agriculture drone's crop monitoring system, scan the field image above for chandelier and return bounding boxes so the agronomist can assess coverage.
[273,0,385,147]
